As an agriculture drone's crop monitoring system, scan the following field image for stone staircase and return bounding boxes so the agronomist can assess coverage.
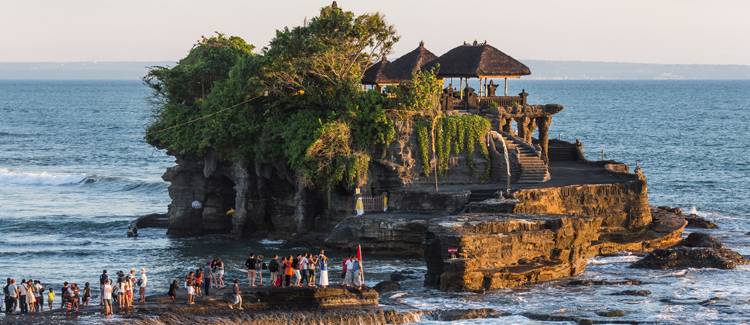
[501,133,550,184]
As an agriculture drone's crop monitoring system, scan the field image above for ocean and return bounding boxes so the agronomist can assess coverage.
[1,80,748,323]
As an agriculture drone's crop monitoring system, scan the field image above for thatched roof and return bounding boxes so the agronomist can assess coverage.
[361,57,390,85]
[361,41,437,85]
[424,42,530,78]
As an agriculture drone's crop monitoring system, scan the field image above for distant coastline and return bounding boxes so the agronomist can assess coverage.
[1,60,750,81]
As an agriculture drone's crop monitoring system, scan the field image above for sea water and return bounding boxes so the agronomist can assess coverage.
[1,80,748,323]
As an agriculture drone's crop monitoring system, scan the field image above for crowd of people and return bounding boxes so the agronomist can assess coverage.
[2,267,147,316]
[2,250,367,316]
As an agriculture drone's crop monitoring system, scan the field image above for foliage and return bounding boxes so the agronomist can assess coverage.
[144,3,397,191]
[414,114,492,177]
[388,69,442,112]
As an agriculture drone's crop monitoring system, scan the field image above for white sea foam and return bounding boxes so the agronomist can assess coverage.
[259,239,285,245]
[588,254,641,265]
[0,167,85,186]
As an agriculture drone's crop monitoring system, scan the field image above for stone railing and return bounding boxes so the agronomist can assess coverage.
[479,95,522,108]
[360,193,388,213]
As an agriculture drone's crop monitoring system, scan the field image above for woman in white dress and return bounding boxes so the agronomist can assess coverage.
[318,251,329,288]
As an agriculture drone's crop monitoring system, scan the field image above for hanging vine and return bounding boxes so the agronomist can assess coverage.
[414,114,491,178]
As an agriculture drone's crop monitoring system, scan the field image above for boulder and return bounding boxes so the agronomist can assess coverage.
[685,214,718,229]
[632,246,746,270]
[390,271,419,282]
[682,232,723,248]
[373,281,401,294]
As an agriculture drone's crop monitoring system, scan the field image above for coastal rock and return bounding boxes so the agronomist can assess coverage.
[325,214,430,256]
[685,214,718,229]
[133,213,169,228]
[434,308,507,321]
[424,213,603,291]
[566,279,642,286]
[373,281,401,293]
[596,309,626,317]
[632,234,747,270]
[611,289,651,296]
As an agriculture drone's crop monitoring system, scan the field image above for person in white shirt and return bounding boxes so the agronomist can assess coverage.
[300,254,309,286]
[138,268,148,304]
[344,256,355,287]
[102,280,113,316]
[17,280,27,314]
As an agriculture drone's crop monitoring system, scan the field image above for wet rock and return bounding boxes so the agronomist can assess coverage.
[134,213,169,228]
[682,232,722,248]
[597,309,626,317]
[390,271,419,282]
[566,279,642,286]
[373,280,401,294]
[611,289,651,296]
[435,308,508,321]
[632,246,746,270]
[685,214,718,229]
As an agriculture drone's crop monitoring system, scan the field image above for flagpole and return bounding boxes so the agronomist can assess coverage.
[357,244,365,287]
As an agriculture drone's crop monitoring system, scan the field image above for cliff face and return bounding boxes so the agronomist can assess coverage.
[511,178,652,232]
[423,208,685,291]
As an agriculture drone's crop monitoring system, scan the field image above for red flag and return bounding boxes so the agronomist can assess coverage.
[357,244,362,261]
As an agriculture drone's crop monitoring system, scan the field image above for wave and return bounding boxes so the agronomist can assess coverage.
[0,167,86,186]
[0,167,167,193]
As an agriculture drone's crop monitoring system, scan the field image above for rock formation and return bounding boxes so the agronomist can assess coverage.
[632,232,748,269]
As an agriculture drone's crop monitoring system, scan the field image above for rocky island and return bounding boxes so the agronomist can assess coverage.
[130,1,747,323]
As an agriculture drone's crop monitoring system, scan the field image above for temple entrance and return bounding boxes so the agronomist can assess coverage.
[202,174,236,234]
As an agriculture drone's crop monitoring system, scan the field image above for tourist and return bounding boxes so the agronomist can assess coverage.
[351,257,362,290]
[255,255,265,287]
[102,280,113,316]
[61,282,69,310]
[83,282,91,306]
[71,282,80,312]
[203,262,212,296]
[117,278,125,310]
[194,269,203,298]
[168,280,177,302]
[268,255,279,287]
[294,255,303,286]
[210,258,218,288]
[139,268,148,304]
[283,256,294,287]
[25,280,37,313]
[34,280,43,311]
[245,253,256,287]
[300,253,309,286]
[344,256,355,287]
[18,278,28,314]
[7,279,18,314]
[341,257,348,285]
[318,251,329,288]
[129,268,138,301]
[216,259,226,288]
[185,275,195,305]
[2,278,10,314]
[228,279,243,310]
[47,286,54,311]
[308,253,318,287]
[99,270,108,306]
[123,276,133,309]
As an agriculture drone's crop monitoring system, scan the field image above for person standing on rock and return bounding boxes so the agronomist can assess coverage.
[318,251,329,288]
[138,268,148,304]
[168,280,177,302]
[293,255,303,287]
[99,270,108,306]
[344,255,355,287]
[245,253,256,287]
[300,253,309,286]
[203,262,213,296]
[308,253,317,287]
[228,279,243,310]
[256,255,265,287]
[102,280,113,316]
[216,259,226,288]
[284,256,294,287]
[341,257,349,285]
[268,255,279,287]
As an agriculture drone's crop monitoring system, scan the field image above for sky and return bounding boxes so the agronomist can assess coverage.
[1,0,748,65]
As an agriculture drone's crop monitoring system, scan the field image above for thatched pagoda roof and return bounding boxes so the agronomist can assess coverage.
[361,41,437,85]
[361,57,390,85]
[424,42,531,78]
